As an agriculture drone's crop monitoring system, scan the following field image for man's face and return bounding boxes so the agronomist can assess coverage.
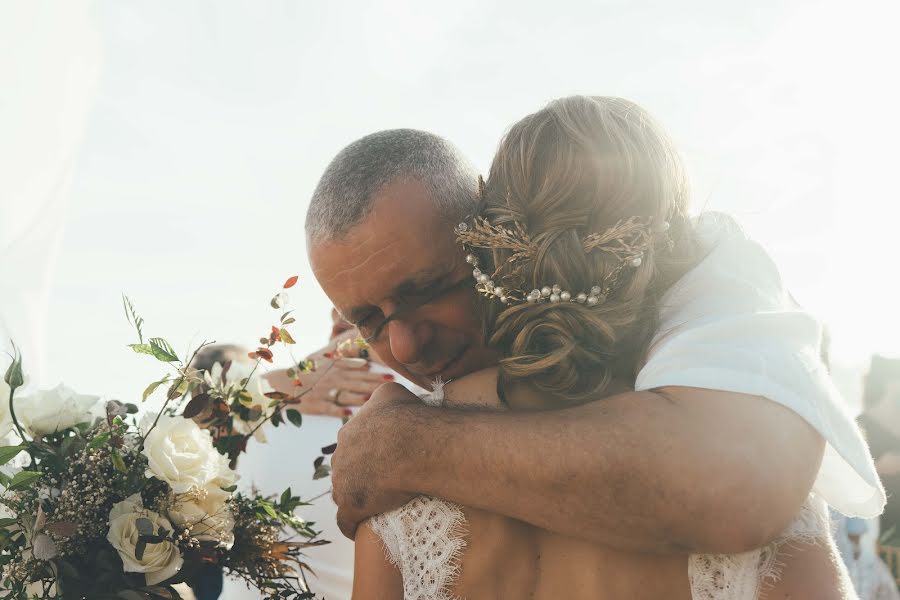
[309,179,500,388]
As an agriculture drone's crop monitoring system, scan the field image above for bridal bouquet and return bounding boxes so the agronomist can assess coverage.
[0,278,326,599]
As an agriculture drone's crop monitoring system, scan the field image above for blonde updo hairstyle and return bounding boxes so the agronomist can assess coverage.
[478,96,699,402]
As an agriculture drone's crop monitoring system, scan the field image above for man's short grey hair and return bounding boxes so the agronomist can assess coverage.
[306,129,479,243]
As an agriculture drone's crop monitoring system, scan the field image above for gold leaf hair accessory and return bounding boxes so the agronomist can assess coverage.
[455,182,670,307]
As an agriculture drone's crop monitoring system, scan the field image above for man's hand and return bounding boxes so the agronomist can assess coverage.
[876,451,900,477]
[331,382,422,538]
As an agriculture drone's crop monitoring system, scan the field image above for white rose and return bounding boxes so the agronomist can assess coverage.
[16,384,100,437]
[168,486,235,549]
[106,494,183,585]
[0,379,13,440]
[142,414,238,494]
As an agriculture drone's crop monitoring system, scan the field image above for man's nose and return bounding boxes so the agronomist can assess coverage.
[387,318,435,366]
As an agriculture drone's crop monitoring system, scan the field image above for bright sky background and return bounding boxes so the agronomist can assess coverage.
[2,0,899,410]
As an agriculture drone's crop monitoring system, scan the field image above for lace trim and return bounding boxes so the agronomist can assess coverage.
[369,496,467,600]
[688,495,832,600]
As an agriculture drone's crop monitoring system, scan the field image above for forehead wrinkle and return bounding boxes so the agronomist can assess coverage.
[319,237,404,286]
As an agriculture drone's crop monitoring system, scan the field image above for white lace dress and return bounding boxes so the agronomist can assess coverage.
[368,388,847,600]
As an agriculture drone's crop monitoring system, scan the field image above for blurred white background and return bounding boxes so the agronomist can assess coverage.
[2,0,899,410]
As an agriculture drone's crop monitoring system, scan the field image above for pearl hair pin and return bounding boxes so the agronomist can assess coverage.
[458,216,670,308]
[465,253,638,307]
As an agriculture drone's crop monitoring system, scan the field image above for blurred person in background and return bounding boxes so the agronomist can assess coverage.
[821,336,899,599]
[835,517,900,600]
[858,356,900,544]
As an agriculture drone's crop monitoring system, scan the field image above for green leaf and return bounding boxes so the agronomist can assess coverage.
[111,448,127,473]
[282,317,296,326]
[237,389,254,408]
[6,470,43,491]
[142,376,171,402]
[0,446,25,466]
[0,517,17,528]
[135,518,154,536]
[261,503,278,519]
[134,538,147,561]
[313,463,331,480]
[149,338,179,363]
[3,342,24,390]
[167,378,191,400]
[279,329,296,345]
[129,343,154,356]
[122,294,145,344]
[130,339,179,363]
[88,432,111,450]
[286,409,303,428]
[221,484,238,493]
[280,488,292,506]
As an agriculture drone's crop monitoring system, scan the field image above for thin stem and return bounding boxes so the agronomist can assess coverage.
[7,386,27,444]
[139,341,212,451]
[239,358,262,394]
[306,488,332,504]
[243,360,338,440]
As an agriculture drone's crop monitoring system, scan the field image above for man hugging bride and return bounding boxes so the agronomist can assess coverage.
[302,96,883,599]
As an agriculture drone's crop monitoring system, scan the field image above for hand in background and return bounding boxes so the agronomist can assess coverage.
[876,451,900,477]
[265,328,392,418]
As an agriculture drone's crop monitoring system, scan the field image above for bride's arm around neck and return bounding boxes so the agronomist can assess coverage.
[353,521,403,600]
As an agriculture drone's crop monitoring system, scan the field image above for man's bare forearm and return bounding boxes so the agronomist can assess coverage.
[385,387,824,554]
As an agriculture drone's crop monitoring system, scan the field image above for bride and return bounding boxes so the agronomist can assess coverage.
[350,96,855,599]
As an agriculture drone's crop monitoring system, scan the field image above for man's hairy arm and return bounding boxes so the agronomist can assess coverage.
[333,384,824,554]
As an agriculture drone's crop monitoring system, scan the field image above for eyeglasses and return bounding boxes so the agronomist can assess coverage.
[357,276,474,343]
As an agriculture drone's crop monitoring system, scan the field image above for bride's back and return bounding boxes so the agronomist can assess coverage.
[455,504,691,600]
[438,371,847,600]
[406,371,691,600]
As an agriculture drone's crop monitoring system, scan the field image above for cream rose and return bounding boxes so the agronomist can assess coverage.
[141,414,238,494]
[16,384,100,437]
[168,486,235,549]
[106,494,183,585]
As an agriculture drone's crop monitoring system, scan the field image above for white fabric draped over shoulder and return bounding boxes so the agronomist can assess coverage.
[635,212,885,518]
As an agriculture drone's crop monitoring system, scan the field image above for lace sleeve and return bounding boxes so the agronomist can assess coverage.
[689,495,836,600]
[368,496,467,600]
